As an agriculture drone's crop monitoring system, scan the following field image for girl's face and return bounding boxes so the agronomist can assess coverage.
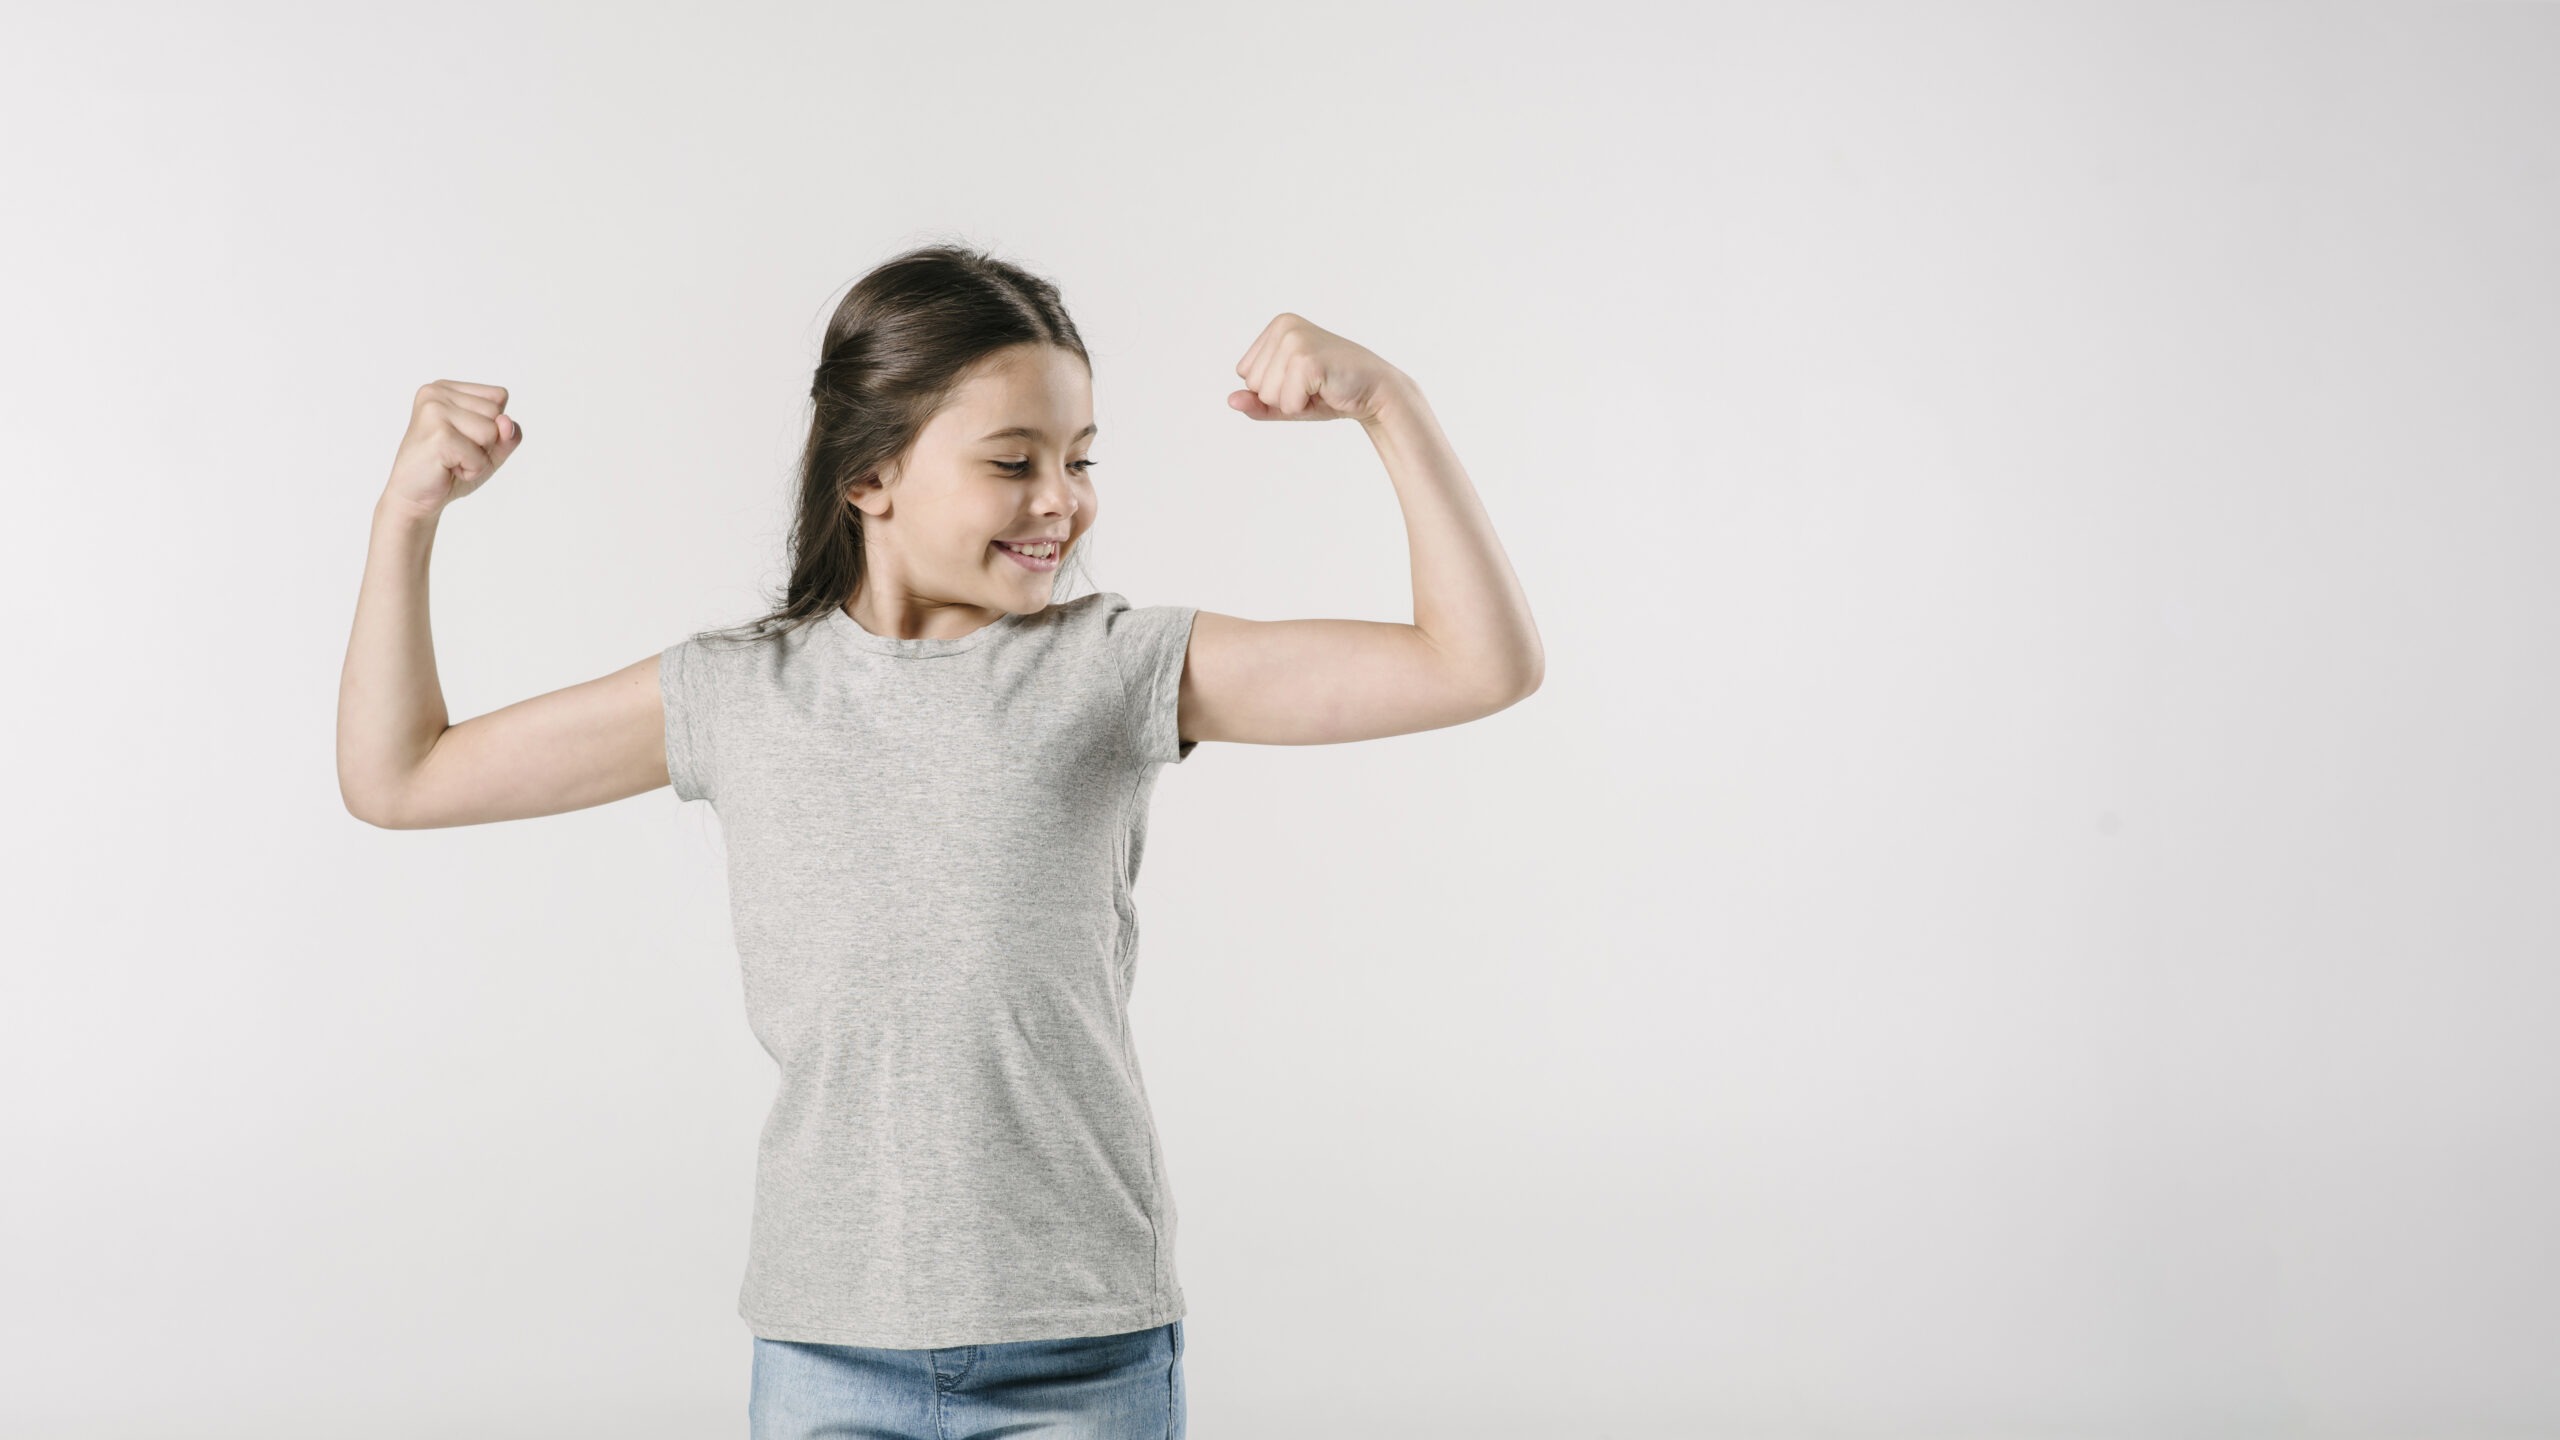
[853,343,1100,620]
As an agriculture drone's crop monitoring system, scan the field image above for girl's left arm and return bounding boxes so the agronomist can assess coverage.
[1179,314,1543,748]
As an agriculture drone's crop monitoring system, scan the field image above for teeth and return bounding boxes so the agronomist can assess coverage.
[1004,541,1057,558]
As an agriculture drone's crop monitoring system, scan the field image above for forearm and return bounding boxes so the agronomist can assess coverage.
[336,497,453,819]
[1360,374,1544,695]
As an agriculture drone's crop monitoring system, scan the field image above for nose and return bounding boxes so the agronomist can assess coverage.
[1027,466,1079,520]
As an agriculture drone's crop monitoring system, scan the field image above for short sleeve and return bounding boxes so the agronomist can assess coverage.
[1102,597,1200,766]
[658,637,719,803]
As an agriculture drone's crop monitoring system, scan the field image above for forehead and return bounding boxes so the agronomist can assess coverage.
[939,347,1094,443]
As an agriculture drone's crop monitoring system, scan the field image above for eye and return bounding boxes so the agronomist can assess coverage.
[995,459,1099,476]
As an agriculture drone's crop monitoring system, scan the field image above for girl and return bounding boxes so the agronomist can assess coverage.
[335,244,1542,1439]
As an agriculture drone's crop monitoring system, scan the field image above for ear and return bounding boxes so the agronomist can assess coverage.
[845,468,892,520]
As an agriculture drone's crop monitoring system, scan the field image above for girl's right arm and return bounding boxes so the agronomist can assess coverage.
[337,380,676,830]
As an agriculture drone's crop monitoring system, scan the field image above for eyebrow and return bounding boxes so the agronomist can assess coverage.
[978,424,1098,444]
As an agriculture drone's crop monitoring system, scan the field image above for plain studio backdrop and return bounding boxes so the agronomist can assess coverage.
[3,2,2555,1437]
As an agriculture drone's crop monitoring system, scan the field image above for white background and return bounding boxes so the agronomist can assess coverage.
[5,3,2556,1436]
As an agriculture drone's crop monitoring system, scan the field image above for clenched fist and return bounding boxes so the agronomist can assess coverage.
[1228,314,1407,424]
[384,380,524,520]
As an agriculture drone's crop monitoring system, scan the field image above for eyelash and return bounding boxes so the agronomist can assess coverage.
[996,459,1097,476]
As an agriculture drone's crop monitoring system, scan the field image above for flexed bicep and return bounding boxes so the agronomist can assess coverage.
[1176,610,1531,747]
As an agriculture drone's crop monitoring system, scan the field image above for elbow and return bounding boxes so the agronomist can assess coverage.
[339,775,412,830]
[338,769,377,827]
[1466,658,1542,716]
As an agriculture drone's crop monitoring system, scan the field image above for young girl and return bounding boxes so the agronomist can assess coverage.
[335,244,1542,1439]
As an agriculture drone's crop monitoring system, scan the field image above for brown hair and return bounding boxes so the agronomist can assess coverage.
[706,241,1093,642]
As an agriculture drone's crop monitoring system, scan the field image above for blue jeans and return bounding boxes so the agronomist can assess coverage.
[749,1320,1185,1440]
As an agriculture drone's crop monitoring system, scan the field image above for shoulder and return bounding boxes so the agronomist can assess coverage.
[1041,589,1195,631]
[662,615,818,693]
[1038,589,1131,630]
[667,619,786,663]
[1037,592,1197,666]
[1025,590,1135,652]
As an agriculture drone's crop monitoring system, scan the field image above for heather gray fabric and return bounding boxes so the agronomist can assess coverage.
[658,590,1201,1349]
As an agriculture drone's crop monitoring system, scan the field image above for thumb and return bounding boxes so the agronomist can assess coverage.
[1227,389,1282,420]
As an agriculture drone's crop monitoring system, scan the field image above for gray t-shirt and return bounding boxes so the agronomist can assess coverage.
[659,590,1200,1349]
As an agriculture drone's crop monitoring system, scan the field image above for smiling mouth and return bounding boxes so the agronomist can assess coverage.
[994,539,1062,572]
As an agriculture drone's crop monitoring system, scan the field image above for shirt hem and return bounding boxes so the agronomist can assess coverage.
[741,1288,1186,1350]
